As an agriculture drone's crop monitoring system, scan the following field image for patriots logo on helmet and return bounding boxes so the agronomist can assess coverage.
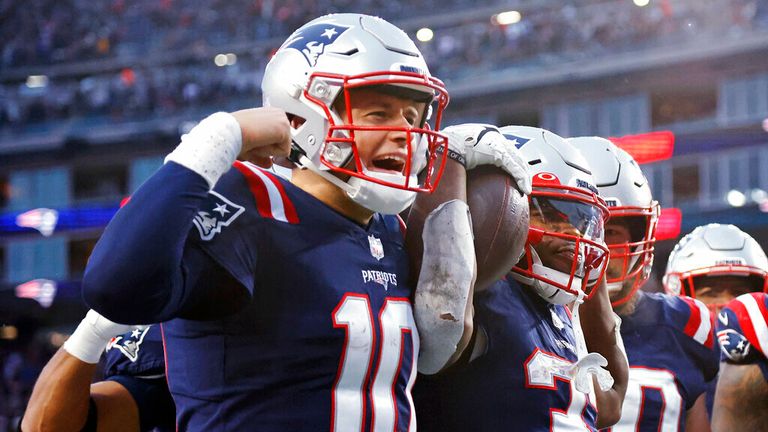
[193,191,245,241]
[106,326,151,362]
[717,328,751,361]
[283,23,350,67]
[502,133,531,149]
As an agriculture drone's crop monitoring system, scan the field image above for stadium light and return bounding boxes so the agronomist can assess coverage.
[416,27,434,42]
[609,131,675,164]
[656,208,682,241]
[750,188,767,203]
[226,53,237,66]
[727,190,747,207]
[633,0,650,6]
[492,10,522,26]
[26,75,49,89]
[0,326,18,341]
[214,54,228,67]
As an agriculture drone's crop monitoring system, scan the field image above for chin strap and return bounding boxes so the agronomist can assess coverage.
[567,290,615,394]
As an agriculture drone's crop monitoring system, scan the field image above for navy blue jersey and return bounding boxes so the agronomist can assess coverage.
[159,161,418,431]
[103,325,174,432]
[414,276,598,431]
[715,293,768,381]
[606,291,719,432]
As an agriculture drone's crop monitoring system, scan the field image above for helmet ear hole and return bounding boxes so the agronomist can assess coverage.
[288,114,307,129]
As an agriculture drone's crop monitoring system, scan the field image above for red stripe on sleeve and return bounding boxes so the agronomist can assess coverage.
[728,299,763,353]
[681,297,701,340]
[258,167,300,224]
[704,312,714,349]
[233,161,274,220]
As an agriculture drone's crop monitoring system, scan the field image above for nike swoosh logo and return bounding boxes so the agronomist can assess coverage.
[719,312,729,326]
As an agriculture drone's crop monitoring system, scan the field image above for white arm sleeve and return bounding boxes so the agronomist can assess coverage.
[414,199,476,374]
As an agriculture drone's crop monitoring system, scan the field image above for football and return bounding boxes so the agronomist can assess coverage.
[467,165,530,291]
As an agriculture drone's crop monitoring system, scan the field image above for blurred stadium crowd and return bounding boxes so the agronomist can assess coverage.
[1,0,766,130]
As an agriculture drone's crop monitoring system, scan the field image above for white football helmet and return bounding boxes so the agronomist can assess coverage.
[503,126,610,305]
[569,136,659,307]
[663,224,768,309]
[262,13,450,214]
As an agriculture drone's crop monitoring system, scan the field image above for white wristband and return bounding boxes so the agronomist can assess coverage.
[62,311,114,364]
[165,112,242,189]
[62,310,142,364]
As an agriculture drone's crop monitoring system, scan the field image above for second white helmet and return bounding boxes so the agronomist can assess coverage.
[663,223,768,309]
[569,136,659,307]
[503,126,610,304]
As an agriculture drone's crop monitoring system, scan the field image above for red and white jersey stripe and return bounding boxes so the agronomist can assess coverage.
[680,297,714,348]
[233,161,299,224]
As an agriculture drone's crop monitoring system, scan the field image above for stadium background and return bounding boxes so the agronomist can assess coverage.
[1,0,767,428]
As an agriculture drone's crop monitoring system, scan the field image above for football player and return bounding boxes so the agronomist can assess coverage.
[21,310,173,432]
[665,223,768,426]
[664,223,768,313]
[414,126,628,431]
[712,292,768,431]
[81,14,529,431]
[570,137,720,432]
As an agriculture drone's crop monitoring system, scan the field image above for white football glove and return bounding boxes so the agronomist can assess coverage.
[63,309,149,364]
[442,123,532,195]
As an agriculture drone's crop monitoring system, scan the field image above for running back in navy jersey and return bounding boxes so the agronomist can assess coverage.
[103,325,175,432]
[607,291,718,431]
[414,276,598,432]
[162,161,419,431]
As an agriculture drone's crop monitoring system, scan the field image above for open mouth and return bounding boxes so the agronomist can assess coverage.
[556,246,576,260]
[370,154,406,174]
[548,246,580,273]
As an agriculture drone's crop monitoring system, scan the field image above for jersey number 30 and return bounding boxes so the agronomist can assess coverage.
[332,294,419,432]
[609,367,682,432]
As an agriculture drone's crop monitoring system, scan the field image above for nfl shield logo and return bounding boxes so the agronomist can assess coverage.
[368,235,384,261]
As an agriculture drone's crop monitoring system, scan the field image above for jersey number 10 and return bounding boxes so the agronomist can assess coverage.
[332,294,419,432]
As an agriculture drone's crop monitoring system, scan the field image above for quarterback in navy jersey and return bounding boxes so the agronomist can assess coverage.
[81,13,531,432]
[415,126,628,432]
[712,293,768,431]
[570,137,719,432]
